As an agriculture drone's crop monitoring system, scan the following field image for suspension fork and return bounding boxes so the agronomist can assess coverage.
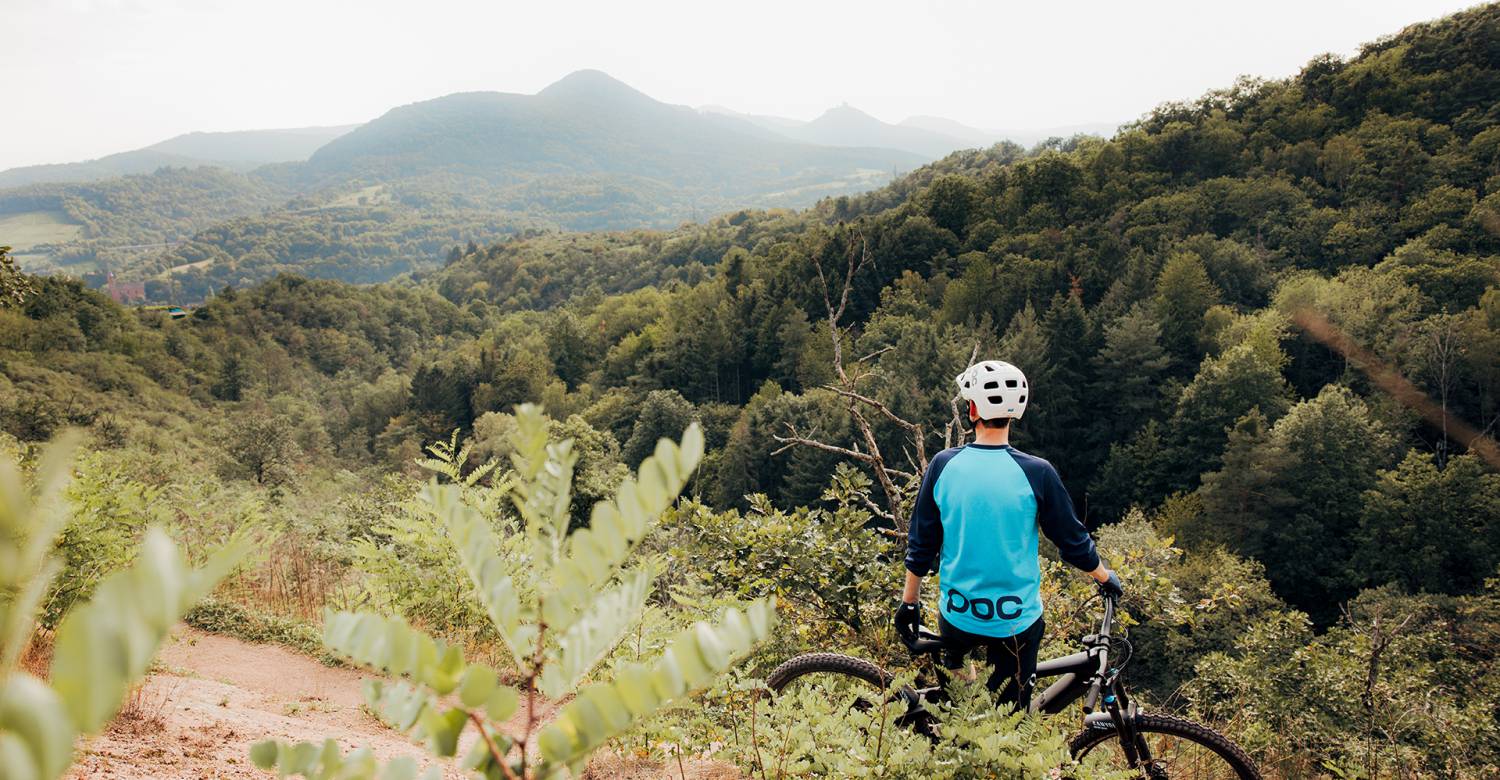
[1105,684,1158,773]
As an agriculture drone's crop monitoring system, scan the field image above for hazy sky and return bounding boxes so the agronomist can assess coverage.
[3,0,1480,171]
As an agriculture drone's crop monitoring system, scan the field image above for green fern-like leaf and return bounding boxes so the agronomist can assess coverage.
[422,482,534,663]
[49,527,250,734]
[0,431,80,672]
[0,436,249,780]
[541,425,703,633]
[249,738,443,780]
[535,598,775,772]
[537,566,652,699]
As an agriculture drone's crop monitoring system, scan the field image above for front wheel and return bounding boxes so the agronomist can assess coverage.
[1069,713,1261,779]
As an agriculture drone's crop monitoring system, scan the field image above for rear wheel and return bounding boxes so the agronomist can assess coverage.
[765,652,941,735]
[1069,713,1260,779]
[765,652,914,710]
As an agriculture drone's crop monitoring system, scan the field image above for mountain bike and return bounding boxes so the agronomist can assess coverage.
[765,588,1261,779]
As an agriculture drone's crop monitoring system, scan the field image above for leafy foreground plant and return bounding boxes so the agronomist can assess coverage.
[252,406,776,779]
[0,434,250,780]
[730,672,1115,779]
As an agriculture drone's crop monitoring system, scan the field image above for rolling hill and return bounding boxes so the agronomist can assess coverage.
[0,125,355,188]
[1,71,929,296]
[754,103,970,159]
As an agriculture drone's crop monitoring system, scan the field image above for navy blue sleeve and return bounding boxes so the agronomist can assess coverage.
[1012,452,1101,572]
[904,448,957,576]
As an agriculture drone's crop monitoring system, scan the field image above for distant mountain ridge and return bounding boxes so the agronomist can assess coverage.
[774,104,970,158]
[0,69,1119,297]
[1,71,930,295]
[701,105,1124,157]
[300,70,920,202]
[0,125,356,188]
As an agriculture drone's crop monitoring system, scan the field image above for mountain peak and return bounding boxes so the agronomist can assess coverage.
[809,103,884,129]
[538,69,652,104]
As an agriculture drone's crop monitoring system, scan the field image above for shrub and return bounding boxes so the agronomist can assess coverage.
[251,406,776,778]
[0,433,248,780]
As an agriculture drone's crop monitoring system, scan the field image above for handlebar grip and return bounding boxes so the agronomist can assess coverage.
[1083,679,1102,713]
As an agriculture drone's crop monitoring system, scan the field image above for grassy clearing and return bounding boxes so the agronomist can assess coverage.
[323,184,389,209]
[0,209,84,250]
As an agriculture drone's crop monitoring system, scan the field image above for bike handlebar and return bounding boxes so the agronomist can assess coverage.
[906,628,945,655]
[1083,590,1118,712]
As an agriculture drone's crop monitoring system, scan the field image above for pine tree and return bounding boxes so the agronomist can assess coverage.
[1190,409,1295,559]
[1089,304,1171,451]
[1041,292,1098,487]
[997,304,1053,453]
[1153,251,1221,371]
[622,390,696,466]
[213,353,247,401]
[1089,419,1175,522]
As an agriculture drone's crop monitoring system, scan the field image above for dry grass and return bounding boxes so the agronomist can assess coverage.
[220,533,351,621]
[115,679,178,735]
[18,628,54,678]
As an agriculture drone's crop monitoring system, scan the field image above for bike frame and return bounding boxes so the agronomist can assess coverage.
[1033,595,1113,715]
[908,594,1157,769]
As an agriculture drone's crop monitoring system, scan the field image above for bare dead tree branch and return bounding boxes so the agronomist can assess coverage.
[853,492,896,523]
[822,385,927,463]
[776,228,933,533]
[772,425,873,462]
[945,342,982,450]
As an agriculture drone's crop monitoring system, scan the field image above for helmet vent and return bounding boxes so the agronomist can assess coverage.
[1022,380,1028,388]
[1019,395,1027,403]
[987,395,1004,404]
[983,365,995,372]
[983,381,999,389]
[1004,379,1018,388]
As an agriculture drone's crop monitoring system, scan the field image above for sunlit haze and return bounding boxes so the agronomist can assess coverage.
[3,0,1481,170]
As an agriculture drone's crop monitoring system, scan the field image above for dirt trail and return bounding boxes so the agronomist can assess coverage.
[65,627,737,779]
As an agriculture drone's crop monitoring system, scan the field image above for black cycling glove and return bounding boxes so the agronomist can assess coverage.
[894,601,921,642]
[1099,571,1124,599]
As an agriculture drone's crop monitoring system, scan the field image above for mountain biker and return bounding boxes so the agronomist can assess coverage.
[896,359,1123,709]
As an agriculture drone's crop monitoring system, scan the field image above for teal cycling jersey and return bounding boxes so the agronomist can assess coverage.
[904,444,1099,638]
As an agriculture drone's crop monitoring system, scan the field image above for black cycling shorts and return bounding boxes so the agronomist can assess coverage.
[939,613,1044,709]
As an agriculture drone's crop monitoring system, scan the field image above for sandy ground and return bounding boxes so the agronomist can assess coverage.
[63,627,738,780]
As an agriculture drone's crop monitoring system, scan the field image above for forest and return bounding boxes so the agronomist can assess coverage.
[2,4,1500,779]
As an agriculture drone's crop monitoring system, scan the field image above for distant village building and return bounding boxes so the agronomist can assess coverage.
[105,273,146,305]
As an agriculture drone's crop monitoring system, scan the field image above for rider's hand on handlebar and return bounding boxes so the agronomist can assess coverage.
[894,601,920,644]
[1097,570,1124,599]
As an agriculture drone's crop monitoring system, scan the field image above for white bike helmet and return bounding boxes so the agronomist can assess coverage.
[955,360,1029,420]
